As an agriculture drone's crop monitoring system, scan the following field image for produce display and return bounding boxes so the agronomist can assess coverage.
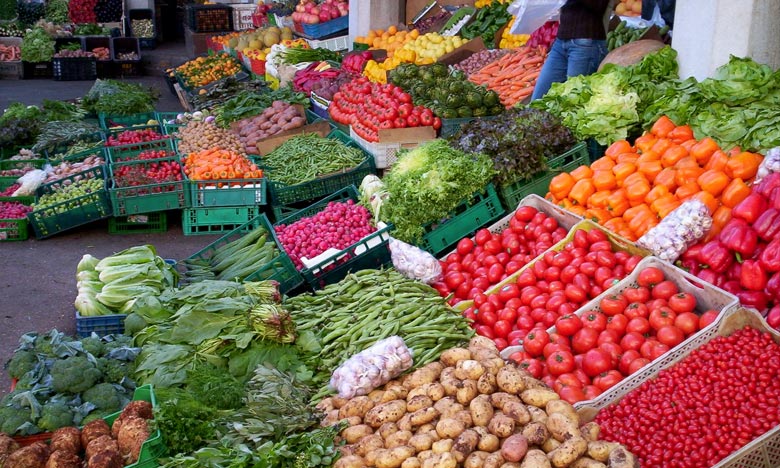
[526,21,558,50]
[105,128,166,147]
[453,48,513,76]
[82,80,158,117]
[596,325,780,467]
[231,100,306,153]
[53,49,95,58]
[465,226,644,348]
[275,199,376,269]
[130,18,154,38]
[507,263,719,404]
[353,26,418,58]
[614,0,641,16]
[292,61,354,99]
[33,178,104,212]
[341,50,373,75]
[20,27,54,62]
[547,116,763,241]
[90,47,110,61]
[262,133,366,185]
[216,25,294,58]
[280,46,341,65]
[0,200,32,220]
[498,16,530,49]
[607,20,669,51]
[182,148,263,182]
[327,335,640,468]
[1,331,138,435]
[460,1,512,46]
[68,0,97,23]
[416,9,451,35]
[175,120,246,155]
[469,46,547,107]
[0,42,19,61]
[115,51,139,60]
[42,153,105,184]
[363,32,465,83]
[175,53,243,89]
[211,86,309,127]
[388,63,503,118]
[291,0,348,25]
[112,154,183,189]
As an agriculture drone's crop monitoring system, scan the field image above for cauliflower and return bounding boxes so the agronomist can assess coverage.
[82,384,121,412]
[38,402,74,432]
[97,358,134,384]
[5,350,38,379]
[50,356,102,394]
[80,336,104,357]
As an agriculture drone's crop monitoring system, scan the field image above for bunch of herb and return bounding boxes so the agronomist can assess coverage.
[185,363,244,410]
[213,85,310,127]
[449,107,576,187]
[81,79,158,115]
[44,0,69,24]
[73,23,109,35]
[41,99,87,122]
[0,0,15,21]
[382,139,496,244]
[153,387,227,457]
[20,26,54,62]
[188,78,270,111]
[32,120,102,154]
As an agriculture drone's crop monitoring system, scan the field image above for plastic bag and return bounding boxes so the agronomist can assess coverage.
[329,336,413,399]
[359,175,389,224]
[11,168,48,197]
[637,200,712,263]
[389,237,442,284]
[754,147,780,185]
[508,0,565,35]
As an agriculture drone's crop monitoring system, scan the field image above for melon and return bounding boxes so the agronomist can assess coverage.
[598,39,666,71]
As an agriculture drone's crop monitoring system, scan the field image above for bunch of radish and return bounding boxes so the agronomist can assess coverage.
[0,201,32,219]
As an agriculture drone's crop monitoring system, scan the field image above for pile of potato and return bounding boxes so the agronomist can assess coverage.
[231,101,307,153]
[175,120,246,156]
[0,401,153,468]
[321,337,638,468]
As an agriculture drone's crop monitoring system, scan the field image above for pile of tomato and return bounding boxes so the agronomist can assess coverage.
[464,227,644,350]
[112,158,183,192]
[432,206,569,305]
[329,77,441,143]
[105,129,167,147]
[595,326,780,468]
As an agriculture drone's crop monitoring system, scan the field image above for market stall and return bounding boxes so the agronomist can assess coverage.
[1,1,780,467]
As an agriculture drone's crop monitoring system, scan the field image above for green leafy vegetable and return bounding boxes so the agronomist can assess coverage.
[213,85,309,127]
[20,26,54,62]
[81,79,159,116]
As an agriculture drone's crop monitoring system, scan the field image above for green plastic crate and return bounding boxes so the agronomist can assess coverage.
[108,212,168,234]
[267,129,377,209]
[46,144,107,165]
[0,196,33,241]
[498,142,589,210]
[586,137,608,162]
[155,111,185,136]
[418,183,505,256]
[182,205,262,235]
[42,131,105,160]
[188,176,267,207]
[109,155,188,215]
[103,385,164,468]
[184,213,303,293]
[0,159,46,191]
[107,137,175,163]
[27,166,113,239]
[274,185,393,290]
[0,145,23,159]
[99,111,159,130]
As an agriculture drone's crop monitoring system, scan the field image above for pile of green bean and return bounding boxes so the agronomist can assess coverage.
[286,269,474,400]
[262,133,366,186]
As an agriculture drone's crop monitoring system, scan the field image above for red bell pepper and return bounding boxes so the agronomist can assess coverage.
[681,244,704,263]
[740,259,768,291]
[760,238,780,272]
[736,290,769,313]
[766,271,780,297]
[721,280,742,295]
[731,192,767,225]
[728,261,742,282]
[698,240,734,273]
[766,305,780,331]
[753,208,780,242]
[696,269,724,289]
[755,172,780,199]
[719,218,758,257]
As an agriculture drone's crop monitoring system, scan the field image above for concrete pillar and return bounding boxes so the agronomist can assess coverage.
[672,0,780,80]
[348,0,404,46]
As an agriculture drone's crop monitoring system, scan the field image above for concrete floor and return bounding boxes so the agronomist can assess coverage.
[0,40,224,396]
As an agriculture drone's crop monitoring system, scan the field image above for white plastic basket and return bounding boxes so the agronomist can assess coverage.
[577,307,780,468]
[349,127,433,170]
[306,34,349,52]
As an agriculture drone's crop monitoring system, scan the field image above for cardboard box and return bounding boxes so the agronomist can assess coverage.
[406,0,474,25]
[436,36,485,66]
[254,121,332,155]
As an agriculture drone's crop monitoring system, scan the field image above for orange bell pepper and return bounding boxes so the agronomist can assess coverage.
[585,208,612,225]
[675,166,705,187]
[588,190,613,209]
[592,170,617,191]
[690,137,719,164]
[606,189,630,217]
[651,116,676,138]
[654,168,678,192]
[549,172,576,200]
[570,165,594,182]
[668,125,694,144]
[675,182,701,201]
[591,156,616,172]
[704,205,733,242]
[637,160,663,183]
[626,180,651,204]
[651,195,681,219]
[644,185,670,205]
[691,191,719,215]
[605,140,633,158]
[721,178,751,208]
[661,145,689,168]
[697,169,731,197]
[704,150,729,172]
[725,152,763,180]
[569,178,596,206]
[634,134,658,154]
[616,152,639,165]
[612,162,637,187]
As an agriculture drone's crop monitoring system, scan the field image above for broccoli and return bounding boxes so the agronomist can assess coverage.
[80,411,105,425]
[5,350,38,379]
[37,402,74,431]
[33,334,55,356]
[82,383,121,412]
[102,334,133,354]
[15,372,38,391]
[80,335,104,357]
[50,356,102,394]
[0,405,34,435]
[97,358,134,384]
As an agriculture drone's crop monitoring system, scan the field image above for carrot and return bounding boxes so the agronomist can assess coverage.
[467,46,547,107]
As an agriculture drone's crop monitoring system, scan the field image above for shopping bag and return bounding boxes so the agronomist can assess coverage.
[508,0,565,35]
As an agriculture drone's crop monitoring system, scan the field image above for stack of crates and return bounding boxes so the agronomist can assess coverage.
[182,174,267,235]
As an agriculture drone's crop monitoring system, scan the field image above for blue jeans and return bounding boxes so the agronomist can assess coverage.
[531,38,608,101]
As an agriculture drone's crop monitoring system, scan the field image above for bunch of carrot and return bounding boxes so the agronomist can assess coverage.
[547,115,764,242]
[183,148,263,183]
[468,45,547,108]
[0,44,20,61]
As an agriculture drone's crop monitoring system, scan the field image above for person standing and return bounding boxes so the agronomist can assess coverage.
[530,0,613,100]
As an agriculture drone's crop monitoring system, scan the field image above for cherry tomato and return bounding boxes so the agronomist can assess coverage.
[572,327,600,354]
[516,313,536,331]
[507,329,526,345]
[547,350,576,376]
[637,266,665,287]
[493,337,508,351]
[573,229,589,249]
[474,228,491,245]
[582,348,614,377]
[475,325,494,339]
[579,261,598,277]
[498,307,518,324]
[668,292,696,313]
[564,284,587,304]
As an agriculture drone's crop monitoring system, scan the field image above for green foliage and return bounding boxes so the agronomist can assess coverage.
[50,356,102,394]
[213,85,310,127]
[20,26,54,62]
[81,79,158,116]
[82,383,121,411]
[154,388,222,457]
[45,0,69,23]
[38,402,74,431]
[186,363,244,410]
[5,349,38,379]
[0,0,15,20]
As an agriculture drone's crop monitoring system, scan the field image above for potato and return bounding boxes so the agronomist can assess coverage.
[496,365,526,394]
[469,395,494,427]
[376,446,416,468]
[334,454,365,468]
[433,397,458,415]
[417,423,436,436]
[408,383,445,402]
[452,429,479,462]
[500,463,522,468]
[435,418,465,439]
[422,452,457,468]
[431,438,453,454]
[484,451,506,468]
[570,457,607,468]
[487,413,515,438]
[340,396,375,419]
[477,372,498,394]
[398,414,413,432]
[355,434,384,456]
[407,395,433,413]
[482,357,505,376]
[453,410,473,428]
[587,441,619,462]
[501,434,529,462]
[417,450,434,461]
[545,400,578,423]
[385,430,413,448]
[520,449,552,468]
[346,416,362,426]
[546,413,580,442]
[527,406,548,424]
[464,451,490,468]
[580,422,600,442]
[454,360,486,381]
[520,375,547,390]
[340,445,357,457]
[468,336,497,354]
[542,437,561,452]
[332,397,349,409]
[456,380,479,405]
[342,424,373,444]
[404,362,444,390]
[322,409,342,427]
[379,423,400,441]
[368,389,386,404]
[440,368,460,396]
[440,347,471,367]
[409,433,435,452]
[365,400,408,428]
[521,389,560,408]
[410,407,440,427]
[490,392,520,411]
[607,446,639,468]
[522,421,550,446]
[402,457,422,468]
[386,385,409,401]
[548,436,587,468]
[503,400,532,425]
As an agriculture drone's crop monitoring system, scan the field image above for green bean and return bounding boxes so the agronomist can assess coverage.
[262,133,366,186]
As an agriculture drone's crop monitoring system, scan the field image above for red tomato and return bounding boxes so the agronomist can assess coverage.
[579,261,598,277]
[582,348,614,377]
[623,286,650,303]
[444,271,465,290]
[493,337,508,351]
[624,302,649,320]
[626,317,651,334]
[456,238,474,255]
[593,369,623,391]
[543,342,570,359]
[477,308,497,326]
[564,284,587,304]
[582,385,602,401]
[600,294,628,316]
[498,283,520,303]
[507,329,526,345]
[586,228,608,244]
[555,373,583,389]
[699,309,719,328]
[542,311,558,328]
[474,228,491,245]
[640,339,660,359]
[599,342,623,367]
[473,293,488,308]
[516,314,536,331]
[573,229,589,249]
[606,314,629,335]
[598,329,621,345]
[674,312,700,335]
[637,266,665,287]
[523,329,550,357]
[652,280,679,300]
[558,385,587,404]
[620,332,646,352]
[624,254,643,273]
[649,307,677,331]
[547,350,576,376]
[668,292,697,313]
[498,307,518,324]
[649,341,670,360]
[475,325,494,339]
[656,325,685,347]
[619,349,641,374]
[517,358,543,379]
[582,311,608,331]
[487,263,505,284]
[556,314,583,337]
[572,327,600,354]
[628,357,650,374]
[492,320,512,338]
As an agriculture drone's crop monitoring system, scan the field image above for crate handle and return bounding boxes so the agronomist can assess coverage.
[675,269,709,290]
